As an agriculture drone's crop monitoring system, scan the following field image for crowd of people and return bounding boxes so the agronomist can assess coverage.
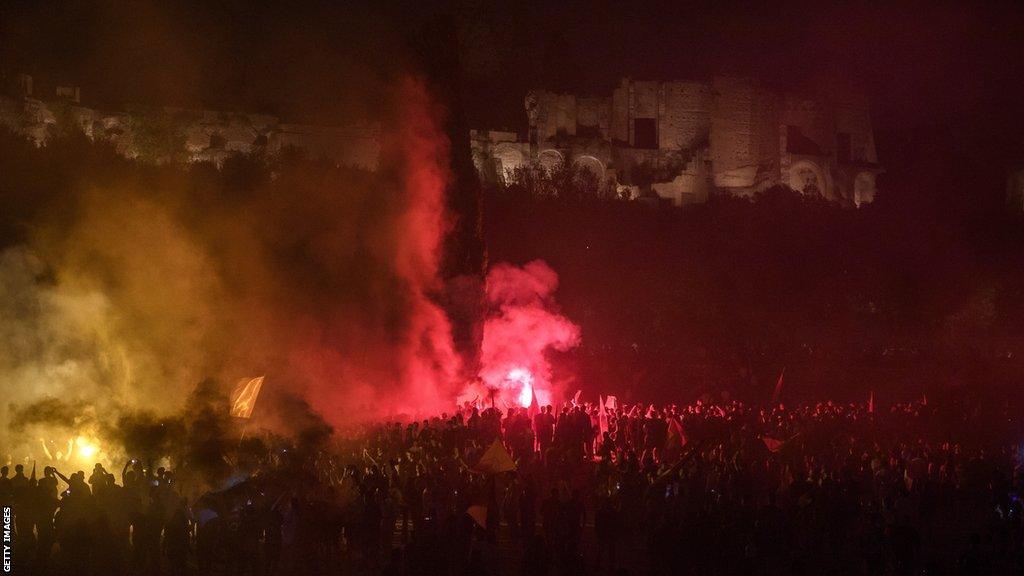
[4,395,1024,575]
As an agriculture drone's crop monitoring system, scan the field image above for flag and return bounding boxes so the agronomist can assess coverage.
[868,390,874,414]
[667,418,687,449]
[528,386,541,420]
[605,395,618,410]
[528,390,541,452]
[467,505,488,529]
[572,389,582,407]
[473,439,517,474]
[598,396,609,437]
[770,368,786,404]
[230,376,265,418]
[761,436,784,453]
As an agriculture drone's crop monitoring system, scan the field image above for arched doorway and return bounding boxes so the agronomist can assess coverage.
[537,149,564,174]
[789,160,827,198]
[854,171,877,206]
[573,154,606,183]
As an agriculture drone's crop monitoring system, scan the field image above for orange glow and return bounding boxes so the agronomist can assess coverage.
[75,436,100,460]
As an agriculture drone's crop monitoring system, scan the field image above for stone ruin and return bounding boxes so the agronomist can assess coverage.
[0,74,380,169]
[1,74,886,208]
[471,77,883,207]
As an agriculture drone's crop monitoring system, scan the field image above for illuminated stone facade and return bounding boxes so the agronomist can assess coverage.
[0,76,379,169]
[472,77,882,207]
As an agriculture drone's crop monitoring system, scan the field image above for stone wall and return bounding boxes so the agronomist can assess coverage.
[481,76,882,207]
[710,77,761,190]
[659,82,712,151]
[471,129,528,183]
[532,91,579,141]
[576,96,611,139]
[0,92,380,169]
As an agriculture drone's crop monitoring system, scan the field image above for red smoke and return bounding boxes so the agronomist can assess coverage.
[296,78,461,421]
[385,78,461,414]
[474,261,581,408]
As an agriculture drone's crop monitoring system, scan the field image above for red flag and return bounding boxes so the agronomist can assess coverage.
[761,436,784,453]
[770,368,785,404]
[528,385,540,420]
[572,389,582,407]
[604,395,618,410]
[598,396,609,437]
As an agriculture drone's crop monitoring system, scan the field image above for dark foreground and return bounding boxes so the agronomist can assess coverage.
[4,397,1024,575]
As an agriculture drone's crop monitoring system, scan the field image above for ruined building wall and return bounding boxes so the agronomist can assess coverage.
[832,93,878,164]
[0,87,380,169]
[611,80,629,144]
[576,96,611,139]
[533,92,578,141]
[659,82,713,151]
[780,96,833,199]
[628,80,660,148]
[710,77,761,191]
[475,76,882,207]
[755,91,781,190]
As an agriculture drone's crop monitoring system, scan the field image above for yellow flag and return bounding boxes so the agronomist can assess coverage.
[231,376,265,418]
[473,439,516,474]
[467,505,488,529]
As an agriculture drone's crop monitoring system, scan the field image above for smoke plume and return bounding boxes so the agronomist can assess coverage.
[0,78,460,464]
[475,260,581,406]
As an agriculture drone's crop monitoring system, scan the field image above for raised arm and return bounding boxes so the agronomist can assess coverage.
[39,439,53,461]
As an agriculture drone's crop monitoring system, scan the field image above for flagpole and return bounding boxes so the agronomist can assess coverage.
[237,420,251,451]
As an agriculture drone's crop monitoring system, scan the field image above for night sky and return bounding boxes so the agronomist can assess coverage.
[2,0,1023,210]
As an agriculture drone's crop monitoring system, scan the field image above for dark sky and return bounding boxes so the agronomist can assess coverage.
[2,0,1022,208]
